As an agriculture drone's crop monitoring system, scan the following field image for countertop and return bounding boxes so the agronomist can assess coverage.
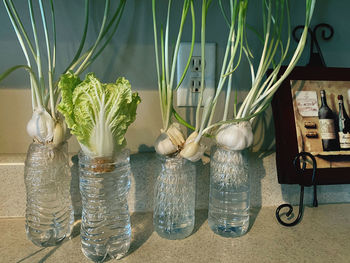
[1,205,350,263]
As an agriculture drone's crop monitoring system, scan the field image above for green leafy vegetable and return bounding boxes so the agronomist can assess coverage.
[58,72,140,158]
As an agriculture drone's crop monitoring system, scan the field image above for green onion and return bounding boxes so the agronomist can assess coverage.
[152,0,196,156]
[183,0,316,158]
[1,0,127,145]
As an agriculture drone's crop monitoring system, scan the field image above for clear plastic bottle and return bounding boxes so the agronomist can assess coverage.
[79,149,131,262]
[208,145,250,237]
[153,155,196,240]
[24,142,74,247]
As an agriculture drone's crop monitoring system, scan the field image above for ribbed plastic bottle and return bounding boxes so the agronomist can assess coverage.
[153,155,196,240]
[79,149,131,262]
[208,145,250,237]
[24,142,74,247]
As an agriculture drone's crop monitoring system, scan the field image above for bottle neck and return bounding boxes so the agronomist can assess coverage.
[339,99,344,112]
[321,94,328,107]
[339,99,349,119]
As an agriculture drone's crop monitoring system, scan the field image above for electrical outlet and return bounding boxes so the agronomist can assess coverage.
[190,78,202,93]
[176,43,216,107]
[191,56,202,72]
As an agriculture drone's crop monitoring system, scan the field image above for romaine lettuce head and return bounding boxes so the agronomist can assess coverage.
[58,72,140,158]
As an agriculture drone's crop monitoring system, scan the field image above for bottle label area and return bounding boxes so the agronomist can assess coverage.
[339,132,350,148]
[319,119,336,139]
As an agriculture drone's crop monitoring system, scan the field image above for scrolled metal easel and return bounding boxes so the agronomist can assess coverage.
[276,152,318,227]
[292,23,334,67]
[275,23,333,227]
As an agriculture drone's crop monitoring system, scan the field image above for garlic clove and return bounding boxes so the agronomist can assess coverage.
[52,121,65,146]
[185,131,198,145]
[154,132,178,155]
[180,141,207,162]
[180,141,199,159]
[166,123,185,147]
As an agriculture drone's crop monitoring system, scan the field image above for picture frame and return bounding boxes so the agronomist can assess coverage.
[271,66,350,185]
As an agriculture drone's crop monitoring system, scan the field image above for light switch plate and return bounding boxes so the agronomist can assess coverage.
[176,42,216,107]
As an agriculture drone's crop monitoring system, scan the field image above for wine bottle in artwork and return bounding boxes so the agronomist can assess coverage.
[318,90,338,151]
[338,95,350,150]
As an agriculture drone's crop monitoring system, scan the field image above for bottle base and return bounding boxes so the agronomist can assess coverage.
[208,222,249,238]
[154,224,194,240]
[82,248,128,262]
[26,226,68,247]
[82,248,108,263]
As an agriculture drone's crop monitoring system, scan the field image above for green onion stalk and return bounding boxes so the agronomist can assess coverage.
[152,0,196,156]
[182,0,316,159]
[0,0,127,146]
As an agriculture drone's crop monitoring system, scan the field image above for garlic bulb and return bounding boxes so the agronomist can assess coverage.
[26,109,55,143]
[154,123,185,156]
[215,121,253,150]
[154,132,178,155]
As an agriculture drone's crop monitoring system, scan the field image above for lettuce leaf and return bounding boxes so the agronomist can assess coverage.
[58,72,141,157]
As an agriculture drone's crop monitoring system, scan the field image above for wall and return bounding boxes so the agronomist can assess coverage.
[2,0,347,154]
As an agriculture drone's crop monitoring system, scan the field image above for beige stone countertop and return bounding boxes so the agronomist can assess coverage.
[1,205,350,263]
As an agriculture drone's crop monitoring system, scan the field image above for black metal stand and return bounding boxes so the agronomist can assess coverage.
[276,152,318,227]
[292,23,334,67]
[275,23,334,227]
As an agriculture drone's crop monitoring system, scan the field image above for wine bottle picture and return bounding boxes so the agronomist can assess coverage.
[318,90,338,151]
[337,94,350,150]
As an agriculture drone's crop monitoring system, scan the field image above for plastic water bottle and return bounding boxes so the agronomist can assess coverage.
[153,155,196,240]
[24,142,74,247]
[79,149,131,262]
[208,145,250,237]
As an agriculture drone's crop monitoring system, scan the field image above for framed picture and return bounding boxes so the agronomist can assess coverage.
[272,66,350,185]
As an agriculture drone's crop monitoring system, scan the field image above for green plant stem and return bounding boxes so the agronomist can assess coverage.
[28,0,45,103]
[165,0,172,87]
[173,109,195,130]
[80,1,126,73]
[202,101,271,135]
[152,0,193,132]
[75,0,110,75]
[0,65,41,109]
[195,0,208,132]
[152,0,165,129]
[39,0,55,119]
[223,68,233,121]
[64,0,89,73]
[175,2,195,90]
[6,0,36,59]
[50,0,56,77]
[160,27,167,129]
[168,0,190,93]
[207,0,245,127]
